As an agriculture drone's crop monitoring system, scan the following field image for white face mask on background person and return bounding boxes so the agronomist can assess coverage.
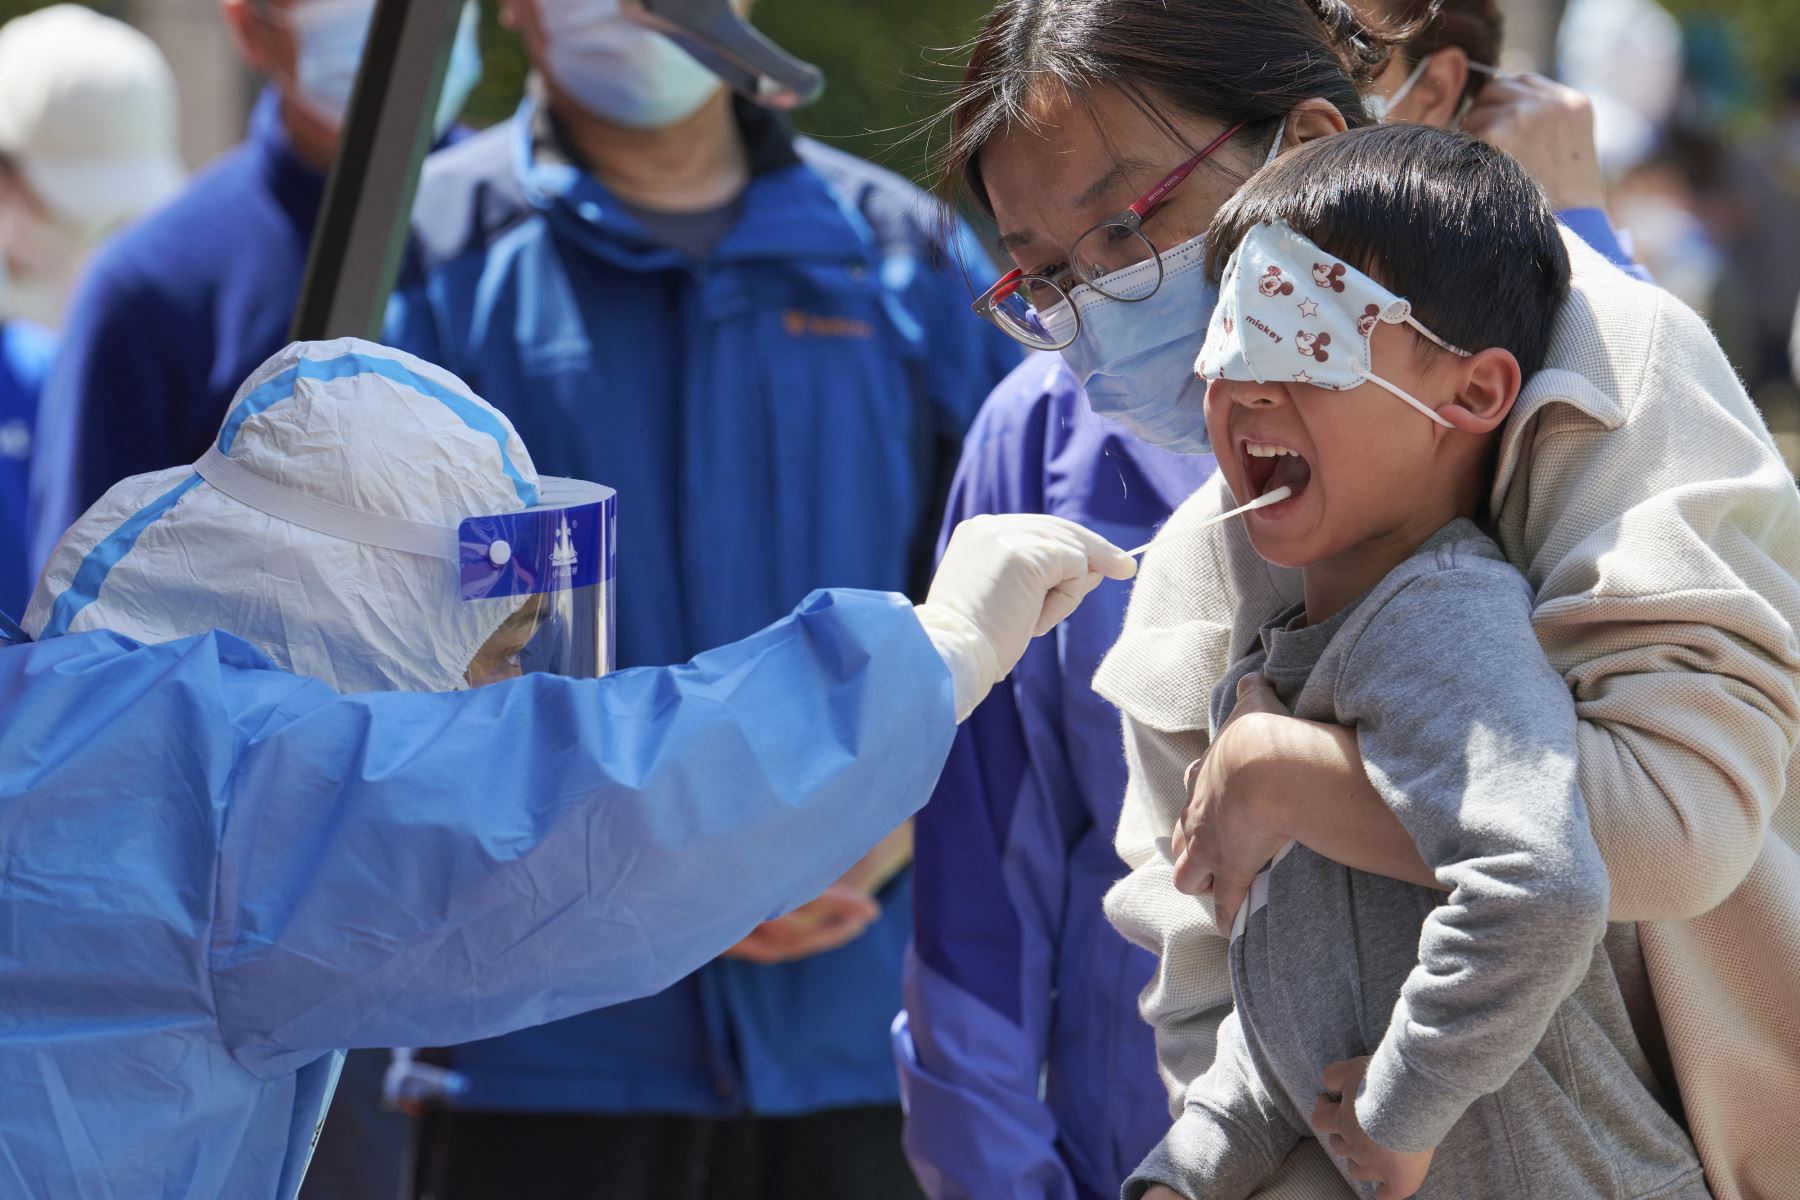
[0,189,108,328]
[1364,54,1432,123]
[290,0,483,135]
[538,0,723,129]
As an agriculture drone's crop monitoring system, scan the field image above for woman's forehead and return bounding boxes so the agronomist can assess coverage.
[981,88,1211,247]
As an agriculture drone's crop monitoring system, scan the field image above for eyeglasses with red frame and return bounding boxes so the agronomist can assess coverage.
[971,121,1247,351]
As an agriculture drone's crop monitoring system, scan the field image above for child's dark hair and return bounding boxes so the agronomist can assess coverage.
[1207,124,1571,380]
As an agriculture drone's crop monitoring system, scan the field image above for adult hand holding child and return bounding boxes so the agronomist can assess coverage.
[1170,675,1443,930]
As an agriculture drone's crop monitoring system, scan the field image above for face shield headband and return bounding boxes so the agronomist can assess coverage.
[1194,220,1469,427]
[193,449,617,680]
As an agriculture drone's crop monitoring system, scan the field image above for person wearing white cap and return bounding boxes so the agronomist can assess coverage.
[0,4,183,622]
[23,0,481,591]
[0,3,185,330]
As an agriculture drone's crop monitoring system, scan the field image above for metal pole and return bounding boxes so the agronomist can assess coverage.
[288,0,462,342]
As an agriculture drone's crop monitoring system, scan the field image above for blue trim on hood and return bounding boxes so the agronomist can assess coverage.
[215,350,538,506]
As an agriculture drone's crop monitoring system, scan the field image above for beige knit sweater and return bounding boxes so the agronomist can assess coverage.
[1094,230,1800,1200]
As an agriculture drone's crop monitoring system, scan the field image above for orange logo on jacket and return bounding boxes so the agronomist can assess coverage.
[783,310,873,340]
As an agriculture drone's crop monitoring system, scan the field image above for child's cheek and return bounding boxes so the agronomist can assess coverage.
[1202,380,1232,456]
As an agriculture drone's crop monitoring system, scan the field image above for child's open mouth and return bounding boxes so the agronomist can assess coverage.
[1241,438,1312,505]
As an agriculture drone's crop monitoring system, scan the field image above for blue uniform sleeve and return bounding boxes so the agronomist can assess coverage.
[27,252,194,573]
[899,381,1086,1200]
[208,588,957,1077]
[1557,207,1653,283]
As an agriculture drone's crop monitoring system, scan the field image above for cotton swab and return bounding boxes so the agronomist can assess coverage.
[1125,486,1293,558]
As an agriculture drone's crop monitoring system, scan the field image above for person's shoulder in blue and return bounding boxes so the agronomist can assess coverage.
[26,90,329,575]
[0,318,54,616]
[385,76,1020,1164]
[897,353,1215,1200]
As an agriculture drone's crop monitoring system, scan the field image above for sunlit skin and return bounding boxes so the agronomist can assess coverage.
[1203,320,1520,625]
[1350,0,1474,129]
[978,87,1347,286]
[464,594,546,688]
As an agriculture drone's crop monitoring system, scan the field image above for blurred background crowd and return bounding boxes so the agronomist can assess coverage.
[2,0,1798,382]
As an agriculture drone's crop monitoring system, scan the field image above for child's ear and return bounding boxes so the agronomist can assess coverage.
[1436,348,1520,434]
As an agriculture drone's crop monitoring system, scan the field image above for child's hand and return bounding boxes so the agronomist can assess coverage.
[1310,1057,1435,1200]
[1170,673,1293,928]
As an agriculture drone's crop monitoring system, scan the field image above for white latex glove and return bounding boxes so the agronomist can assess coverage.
[916,514,1136,722]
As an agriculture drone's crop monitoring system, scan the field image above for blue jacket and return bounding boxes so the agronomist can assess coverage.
[386,96,1019,1116]
[896,355,1216,1200]
[0,589,954,1199]
[0,320,55,617]
[26,92,331,575]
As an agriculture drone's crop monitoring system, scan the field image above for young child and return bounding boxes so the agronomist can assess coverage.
[1125,125,1708,1200]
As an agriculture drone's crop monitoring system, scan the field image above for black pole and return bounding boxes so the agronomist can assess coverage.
[289,0,462,342]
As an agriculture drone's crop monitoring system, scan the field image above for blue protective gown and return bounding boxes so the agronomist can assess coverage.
[0,587,954,1199]
[385,95,1018,1118]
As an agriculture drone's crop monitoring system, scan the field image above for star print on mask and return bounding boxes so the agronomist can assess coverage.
[1191,220,1470,429]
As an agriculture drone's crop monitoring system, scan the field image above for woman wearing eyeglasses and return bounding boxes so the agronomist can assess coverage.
[897,3,1800,1199]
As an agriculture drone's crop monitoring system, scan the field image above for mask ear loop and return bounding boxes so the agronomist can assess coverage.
[1262,115,1288,167]
[1355,370,1457,427]
[1357,305,1472,428]
[1451,60,1502,131]
[1367,53,1432,122]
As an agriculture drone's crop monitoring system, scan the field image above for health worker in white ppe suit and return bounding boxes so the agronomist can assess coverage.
[0,338,1133,1200]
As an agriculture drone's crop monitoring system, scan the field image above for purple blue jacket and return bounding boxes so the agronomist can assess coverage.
[895,354,1215,1200]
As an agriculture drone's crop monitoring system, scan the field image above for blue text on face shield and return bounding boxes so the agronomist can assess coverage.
[1052,230,1221,455]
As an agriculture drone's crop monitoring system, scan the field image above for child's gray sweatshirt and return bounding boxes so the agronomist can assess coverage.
[1124,520,1704,1200]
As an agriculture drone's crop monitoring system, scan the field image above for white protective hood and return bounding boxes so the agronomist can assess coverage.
[26,338,540,693]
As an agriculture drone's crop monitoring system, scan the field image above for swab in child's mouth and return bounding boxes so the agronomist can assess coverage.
[1126,486,1293,558]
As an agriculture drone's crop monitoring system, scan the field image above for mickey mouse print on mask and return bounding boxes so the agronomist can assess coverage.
[1195,220,1469,426]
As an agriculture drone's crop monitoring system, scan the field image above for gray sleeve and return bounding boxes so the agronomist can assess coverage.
[1123,1008,1303,1200]
[1334,565,1610,1153]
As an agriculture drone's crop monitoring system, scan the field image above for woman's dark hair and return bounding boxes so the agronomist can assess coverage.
[1384,0,1503,106]
[1207,123,1570,380]
[939,0,1437,213]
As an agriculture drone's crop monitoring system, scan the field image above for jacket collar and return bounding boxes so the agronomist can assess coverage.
[1489,232,1630,509]
[512,85,874,267]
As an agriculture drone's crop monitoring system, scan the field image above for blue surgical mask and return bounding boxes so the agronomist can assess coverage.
[291,0,482,137]
[1051,230,1221,455]
[1048,122,1284,454]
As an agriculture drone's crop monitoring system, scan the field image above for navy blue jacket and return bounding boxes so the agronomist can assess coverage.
[386,95,1019,1115]
[896,355,1216,1198]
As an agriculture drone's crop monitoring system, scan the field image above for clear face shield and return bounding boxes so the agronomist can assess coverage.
[190,445,617,688]
[460,479,616,686]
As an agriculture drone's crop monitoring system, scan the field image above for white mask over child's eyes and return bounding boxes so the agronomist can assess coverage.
[1193,219,1469,427]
